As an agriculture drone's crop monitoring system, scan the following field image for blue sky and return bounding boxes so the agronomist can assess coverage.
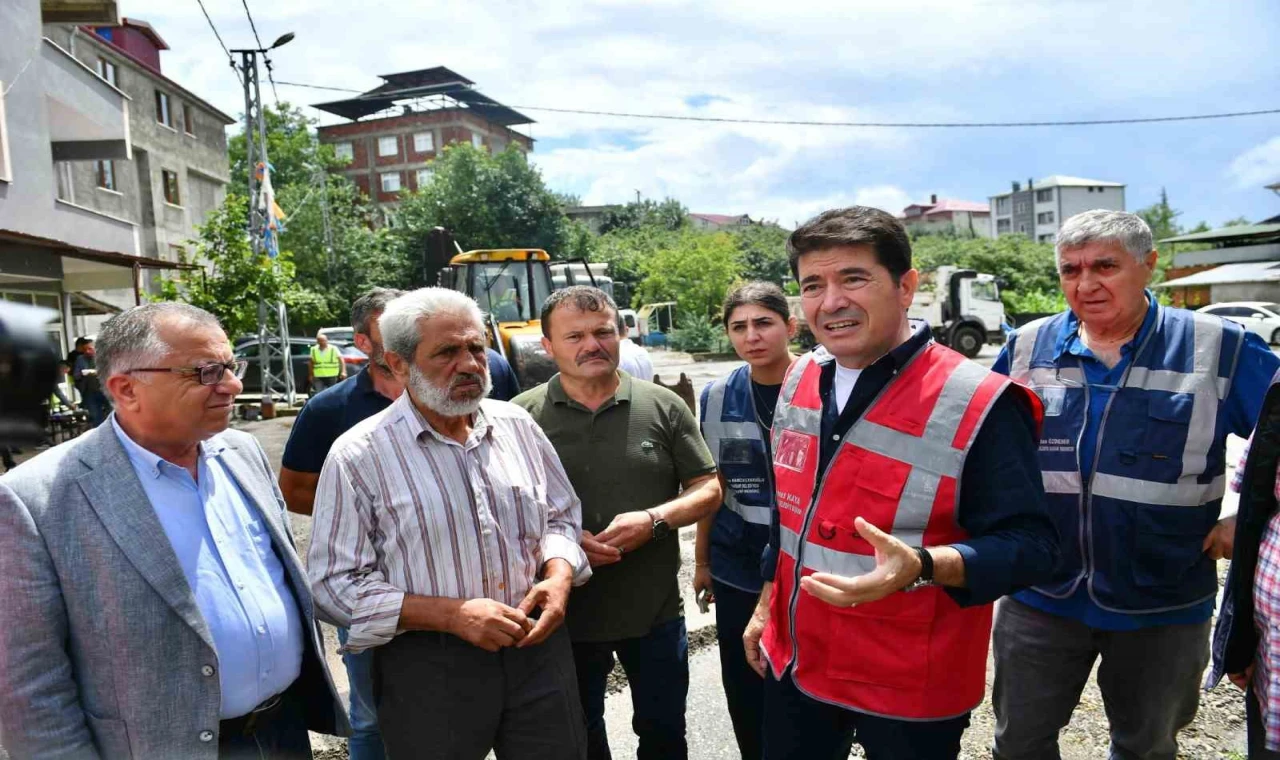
[127,0,1280,229]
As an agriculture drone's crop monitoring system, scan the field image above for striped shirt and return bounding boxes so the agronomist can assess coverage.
[307,393,590,653]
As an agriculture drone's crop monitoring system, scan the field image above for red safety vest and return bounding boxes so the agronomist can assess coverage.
[761,341,1041,720]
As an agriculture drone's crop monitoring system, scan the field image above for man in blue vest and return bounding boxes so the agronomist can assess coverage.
[992,210,1280,760]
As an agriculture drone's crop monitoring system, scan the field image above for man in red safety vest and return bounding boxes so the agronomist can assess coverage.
[742,206,1061,759]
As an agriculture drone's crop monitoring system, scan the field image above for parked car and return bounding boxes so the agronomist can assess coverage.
[1198,302,1280,345]
[233,337,367,394]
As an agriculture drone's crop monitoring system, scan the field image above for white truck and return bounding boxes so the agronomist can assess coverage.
[550,261,616,301]
[907,266,1006,358]
[786,265,1006,358]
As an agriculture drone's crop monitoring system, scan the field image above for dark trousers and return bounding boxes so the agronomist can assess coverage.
[84,391,108,428]
[374,626,586,760]
[572,616,690,760]
[1248,688,1280,759]
[992,597,1210,760]
[218,686,311,759]
[761,669,969,760]
[714,580,764,760]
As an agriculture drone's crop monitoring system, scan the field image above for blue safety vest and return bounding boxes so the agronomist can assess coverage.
[1007,305,1244,613]
[700,365,775,592]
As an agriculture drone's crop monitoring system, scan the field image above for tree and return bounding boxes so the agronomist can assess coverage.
[635,231,742,320]
[228,103,339,191]
[911,234,1059,313]
[599,198,689,235]
[158,195,330,337]
[1137,187,1182,245]
[394,144,582,282]
[1222,216,1253,228]
[732,223,792,286]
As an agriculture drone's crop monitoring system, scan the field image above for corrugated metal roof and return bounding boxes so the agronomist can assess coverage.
[1156,261,1280,288]
[1159,222,1280,245]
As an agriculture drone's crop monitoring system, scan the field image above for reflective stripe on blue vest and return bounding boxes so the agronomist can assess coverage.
[701,365,775,591]
[1008,305,1241,614]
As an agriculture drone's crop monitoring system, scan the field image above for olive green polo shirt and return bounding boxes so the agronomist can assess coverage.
[514,372,716,643]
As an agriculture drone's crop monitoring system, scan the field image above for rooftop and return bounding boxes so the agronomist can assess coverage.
[1159,222,1280,245]
[903,197,989,216]
[312,66,533,126]
[991,175,1125,197]
[690,213,751,225]
[1156,261,1280,289]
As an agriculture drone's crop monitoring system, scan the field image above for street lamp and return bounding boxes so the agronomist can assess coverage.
[270,32,294,50]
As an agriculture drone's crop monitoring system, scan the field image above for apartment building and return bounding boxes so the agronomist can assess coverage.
[41,17,235,315]
[900,195,992,238]
[315,67,534,209]
[989,175,1125,241]
[0,0,192,351]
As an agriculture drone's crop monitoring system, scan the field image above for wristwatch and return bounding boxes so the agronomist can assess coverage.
[647,509,671,541]
[904,546,935,592]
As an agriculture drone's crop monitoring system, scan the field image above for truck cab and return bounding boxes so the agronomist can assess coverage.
[908,266,1006,358]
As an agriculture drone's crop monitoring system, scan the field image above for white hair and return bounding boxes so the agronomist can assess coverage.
[1055,210,1154,266]
[379,287,485,362]
[96,302,222,401]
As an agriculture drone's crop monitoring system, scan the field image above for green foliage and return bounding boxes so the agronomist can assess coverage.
[599,198,689,235]
[158,195,330,337]
[394,145,582,282]
[1003,288,1067,314]
[732,223,792,286]
[912,234,1060,305]
[1137,188,1182,246]
[635,231,743,320]
[668,313,727,354]
[1222,216,1253,228]
[228,103,338,191]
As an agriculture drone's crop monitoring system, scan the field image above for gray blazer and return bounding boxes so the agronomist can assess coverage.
[0,422,349,759]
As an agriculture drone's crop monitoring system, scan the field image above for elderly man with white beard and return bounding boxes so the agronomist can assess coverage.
[308,288,591,760]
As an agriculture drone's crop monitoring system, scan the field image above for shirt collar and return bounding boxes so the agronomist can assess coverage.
[546,370,633,410]
[110,414,221,479]
[393,391,491,447]
[1055,289,1158,362]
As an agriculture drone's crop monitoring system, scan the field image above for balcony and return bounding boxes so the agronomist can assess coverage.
[42,38,131,162]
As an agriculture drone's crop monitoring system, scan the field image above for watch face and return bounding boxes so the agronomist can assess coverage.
[653,520,671,540]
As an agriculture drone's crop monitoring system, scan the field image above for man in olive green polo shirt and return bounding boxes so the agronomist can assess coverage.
[514,286,722,760]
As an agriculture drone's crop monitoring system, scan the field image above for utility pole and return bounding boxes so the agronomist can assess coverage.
[233,32,296,408]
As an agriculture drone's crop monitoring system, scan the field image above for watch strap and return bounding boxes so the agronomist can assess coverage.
[915,546,934,583]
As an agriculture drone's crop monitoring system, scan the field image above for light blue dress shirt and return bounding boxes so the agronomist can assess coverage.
[111,417,304,719]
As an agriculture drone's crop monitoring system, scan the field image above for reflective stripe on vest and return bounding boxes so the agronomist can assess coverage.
[761,341,1029,720]
[311,345,341,377]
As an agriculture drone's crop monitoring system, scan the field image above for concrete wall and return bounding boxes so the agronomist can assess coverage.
[0,4,136,256]
[1058,185,1125,227]
[1212,282,1280,304]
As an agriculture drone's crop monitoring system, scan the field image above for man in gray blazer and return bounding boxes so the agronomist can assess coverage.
[0,303,348,759]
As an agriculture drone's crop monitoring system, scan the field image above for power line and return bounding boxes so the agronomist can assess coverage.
[193,0,241,85]
[239,0,265,50]
[272,79,1280,129]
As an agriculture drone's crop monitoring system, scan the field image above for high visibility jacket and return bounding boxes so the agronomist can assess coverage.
[310,344,342,378]
[761,341,1038,720]
[1007,306,1244,613]
[700,365,774,592]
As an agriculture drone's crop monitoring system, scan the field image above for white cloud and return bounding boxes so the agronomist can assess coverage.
[1228,136,1280,189]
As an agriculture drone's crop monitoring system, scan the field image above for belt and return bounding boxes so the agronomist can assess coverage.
[219,693,285,738]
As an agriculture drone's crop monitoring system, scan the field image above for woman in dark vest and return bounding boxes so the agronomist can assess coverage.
[696,282,797,760]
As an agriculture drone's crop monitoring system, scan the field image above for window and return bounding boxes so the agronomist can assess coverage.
[95,160,116,191]
[996,197,1009,214]
[162,169,180,205]
[380,172,401,193]
[1039,234,1055,243]
[378,135,398,157]
[1014,201,1029,214]
[155,91,172,128]
[168,244,186,262]
[970,280,999,302]
[1018,223,1028,234]
[413,132,434,152]
[334,142,354,162]
[1035,188,1053,203]
[471,132,484,149]
[1095,187,1105,193]
[996,219,1011,233]
[1088,186,1095,193]
[416,168,433,187]
[96,58,117,86]
[183,104,195,135]
[1037,211,1055,224]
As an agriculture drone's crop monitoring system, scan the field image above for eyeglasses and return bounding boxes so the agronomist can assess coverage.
[129,360,249,386]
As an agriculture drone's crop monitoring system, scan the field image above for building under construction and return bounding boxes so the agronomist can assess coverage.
[314,67,534,207]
